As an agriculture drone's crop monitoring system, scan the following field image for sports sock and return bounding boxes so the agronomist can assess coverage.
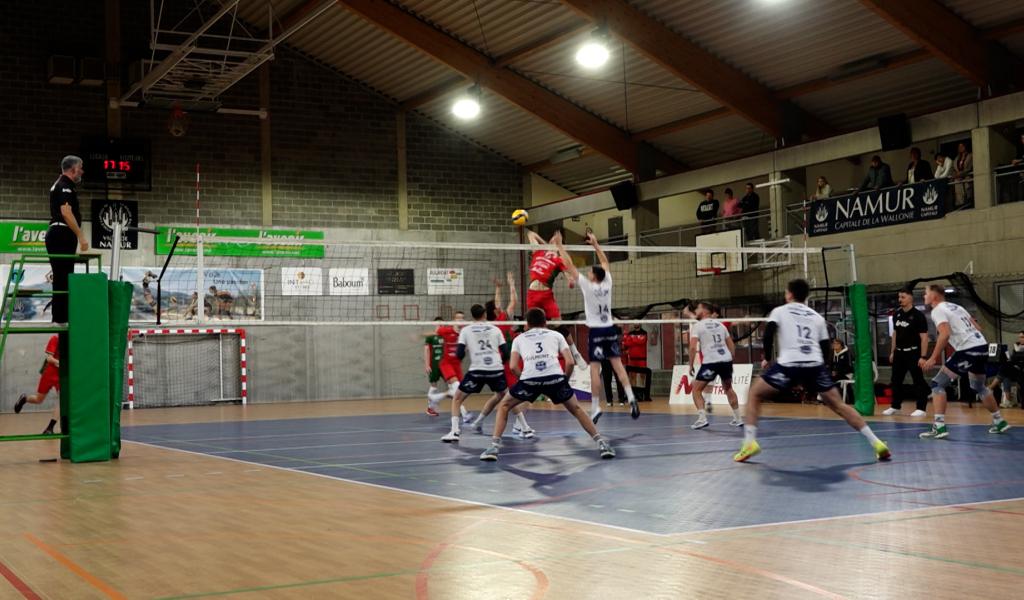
[743,425,757,444]
[731,407,741,419]
[460,404,469,417]
[450,416,460,433]
[697,409,706,419]
[515,411,530,430]
[859,426,881,445]
[934,414,945,426]
[592,433,603,443]
[624,385,636,403]
[992,410,1004,424]
[591,397,601,412]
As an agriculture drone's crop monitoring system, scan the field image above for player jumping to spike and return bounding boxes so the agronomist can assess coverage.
[689,301,742,429]
[555,232,640,423]
[918,284,1011,439]
[735,279,890,463]
[525,229,586,367]
[442,304,510,443]
[436,311,472,423]
[13,335,61,435]
[480,308,615,461]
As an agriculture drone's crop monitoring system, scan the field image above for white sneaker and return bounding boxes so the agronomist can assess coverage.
[910,409,927,417]
[591,408,602,425]
[691,415,709,430]
[729,417,743,427]
[512,423,522,436]
[441,431,460,443]
[462,412,474,424]
[882,407,898,416]
[519,428,536,439]
[472,422,483,434]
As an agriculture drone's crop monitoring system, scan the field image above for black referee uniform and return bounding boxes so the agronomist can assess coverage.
[890,306,929,411]
[45,174,82,323]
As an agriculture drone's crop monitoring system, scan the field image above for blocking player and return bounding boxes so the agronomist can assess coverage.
[735,279,891,463]
[423,317,448,416]
[13,335,61,435]
[436,311,472,423]
[555,233,639,423]
[480,308,615,461]
[525,229,586,366]
[688,301,742,429]
[918,284,1011,439]
[442,304,510,442]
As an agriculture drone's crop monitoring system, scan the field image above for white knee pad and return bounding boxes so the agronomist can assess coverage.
[930,370,953,395]
[968,374,989,395]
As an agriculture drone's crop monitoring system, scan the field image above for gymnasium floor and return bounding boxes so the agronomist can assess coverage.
[1,399,1023,599]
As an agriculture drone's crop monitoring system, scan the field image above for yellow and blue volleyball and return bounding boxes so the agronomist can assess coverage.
[511,209,529,226]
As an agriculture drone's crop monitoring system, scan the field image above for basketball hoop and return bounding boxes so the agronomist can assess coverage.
[168,103,189,137]
[697,267,723,276]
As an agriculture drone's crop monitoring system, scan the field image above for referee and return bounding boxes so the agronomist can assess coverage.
[883,288,930,416]
[45,155,89,324]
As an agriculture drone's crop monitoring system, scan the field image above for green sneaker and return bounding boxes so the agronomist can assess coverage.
[989,420,1011,434]
[919,424,949,439]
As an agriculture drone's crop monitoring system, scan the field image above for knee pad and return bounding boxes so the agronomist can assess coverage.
[930,370,953,394]
[969,375,989,395]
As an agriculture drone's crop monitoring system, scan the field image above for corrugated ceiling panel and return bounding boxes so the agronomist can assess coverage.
[793,59,978,132]
[400,0,583,58]
[238,0,309,24]
[538,154,630,194]
[941,0,1024,28]
[417,92,577,167]
[514,37,722,132]
[630,0,919,90]
[651,115,773,169]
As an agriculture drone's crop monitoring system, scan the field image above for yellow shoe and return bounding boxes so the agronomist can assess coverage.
[874,440,891,461]
[733,440,761,462]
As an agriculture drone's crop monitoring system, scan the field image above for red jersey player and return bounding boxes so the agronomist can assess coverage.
[13,335,61,435]
[525,229,586,366]
[436,311,471,422]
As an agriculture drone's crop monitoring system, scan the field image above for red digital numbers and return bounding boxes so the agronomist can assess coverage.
[102,160,132,172]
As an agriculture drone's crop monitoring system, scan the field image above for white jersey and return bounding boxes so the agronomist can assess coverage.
[577,272,613,328]
[768,303,830,366]
[930,301,986,350]
[457,322,506,372]
[693,318,732,364]
[512,328,569,379]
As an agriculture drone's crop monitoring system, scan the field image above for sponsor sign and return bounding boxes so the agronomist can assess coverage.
[281,267,323,296]
[427,267,464,295]
[92,199,138,250]
[808,179,947,237]
[0,222,50,254]
[329,268,369,296]
[155,226,325,258]
[669,363,753,405]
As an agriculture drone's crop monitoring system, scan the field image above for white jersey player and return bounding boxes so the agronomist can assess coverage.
[555,232,639,424]
[688,302,742,429]
[479,308,615,461]
[919,284,1010,439]
[734,279,891,463]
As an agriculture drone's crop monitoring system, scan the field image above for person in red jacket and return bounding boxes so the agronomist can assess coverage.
[622,323,649,399]
[13,335,61,434]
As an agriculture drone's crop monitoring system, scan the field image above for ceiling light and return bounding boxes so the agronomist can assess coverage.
[452,85,482,120]
[576,29,611,69]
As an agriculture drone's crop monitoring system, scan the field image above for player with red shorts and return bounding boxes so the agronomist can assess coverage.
[525,230,570,320]
[13,335,61,435]
[436,311,471,422]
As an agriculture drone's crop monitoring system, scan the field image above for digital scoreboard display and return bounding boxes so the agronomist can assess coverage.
[81,137,151,190]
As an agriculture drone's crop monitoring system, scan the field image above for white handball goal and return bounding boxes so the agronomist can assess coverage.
[110,232,853,403]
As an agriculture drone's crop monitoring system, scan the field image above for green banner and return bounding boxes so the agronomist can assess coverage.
[0,222,50,254]
[155,226,325,258]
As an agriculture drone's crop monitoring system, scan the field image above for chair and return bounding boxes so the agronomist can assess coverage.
[839,361,878,404]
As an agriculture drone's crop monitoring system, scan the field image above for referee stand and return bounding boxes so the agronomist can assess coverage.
[0,253,132,462]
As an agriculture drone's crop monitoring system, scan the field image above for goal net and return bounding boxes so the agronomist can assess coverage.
[127,328,246,408]
[111,233,852,403]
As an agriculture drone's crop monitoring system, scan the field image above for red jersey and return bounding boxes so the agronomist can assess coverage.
[436,325,460,362]
[494,310,513,340]
[529,250,565,287]
[42,335,59,377]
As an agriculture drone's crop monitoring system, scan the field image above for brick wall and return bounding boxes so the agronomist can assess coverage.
[0,2,522,231]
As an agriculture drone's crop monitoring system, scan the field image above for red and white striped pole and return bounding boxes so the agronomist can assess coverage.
[195,161,201,233]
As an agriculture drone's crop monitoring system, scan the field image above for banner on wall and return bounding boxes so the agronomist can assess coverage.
[92,199,139,250]
[329,268,369,296]
[0,222,50,254]
[0,264,53,321]
[155,226,325,258]
[378,269,414,295]
[281,267,323,296]
[120,266,264,322]
[427,267,464,295]
[669,363,753,405]
[808,179,947,237]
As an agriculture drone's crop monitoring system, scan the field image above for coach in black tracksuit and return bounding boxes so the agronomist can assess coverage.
[45,155,89,324]
[884,289,930,415]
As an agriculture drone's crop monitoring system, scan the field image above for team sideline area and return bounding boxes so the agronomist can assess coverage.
[1,398,1022,599]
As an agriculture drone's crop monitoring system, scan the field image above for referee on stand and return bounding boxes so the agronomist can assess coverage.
[45,155,89,324]
[883,288,930,417]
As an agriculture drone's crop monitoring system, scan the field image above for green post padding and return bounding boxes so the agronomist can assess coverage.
[58,330,70,459]
[107,281,132,458]
[849,283,875,416]
[66,273,112,463]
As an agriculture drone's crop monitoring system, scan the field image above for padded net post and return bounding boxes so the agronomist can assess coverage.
[848,283,875,416]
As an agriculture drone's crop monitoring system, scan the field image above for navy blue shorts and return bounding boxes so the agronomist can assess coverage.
[944,345,989,376]
[761,363,836,393]
[509,375,575,404]
[696,361,733,383]
[458,370,508,394]
[588,326,621,362]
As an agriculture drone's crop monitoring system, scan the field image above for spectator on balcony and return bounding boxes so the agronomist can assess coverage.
[696,189,719,236]
[953,142,973,206]
[721,188,741,220]
[858,155,895,192]
[934,154,953,179]
[905,147,933,184]
[811,176,832,200]
[740,183,761,241]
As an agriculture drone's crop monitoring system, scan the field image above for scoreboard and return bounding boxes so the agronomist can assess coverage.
[81,137,151,189]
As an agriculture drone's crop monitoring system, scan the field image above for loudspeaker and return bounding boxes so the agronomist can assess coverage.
[877,114,911,151]
[610,180,638,211]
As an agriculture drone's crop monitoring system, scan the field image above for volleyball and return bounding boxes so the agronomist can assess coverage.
[511,209,529,226]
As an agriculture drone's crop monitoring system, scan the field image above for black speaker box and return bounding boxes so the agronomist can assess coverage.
[878,114,911,150]
[610,180,638,211]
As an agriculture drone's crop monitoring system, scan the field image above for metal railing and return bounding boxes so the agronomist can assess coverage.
[995,166,1024,206]
[637,208,772,248]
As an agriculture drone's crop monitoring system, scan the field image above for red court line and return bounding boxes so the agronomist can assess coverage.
[667,547,847,599]
[0,559,42,600]
[24,533,127,600]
